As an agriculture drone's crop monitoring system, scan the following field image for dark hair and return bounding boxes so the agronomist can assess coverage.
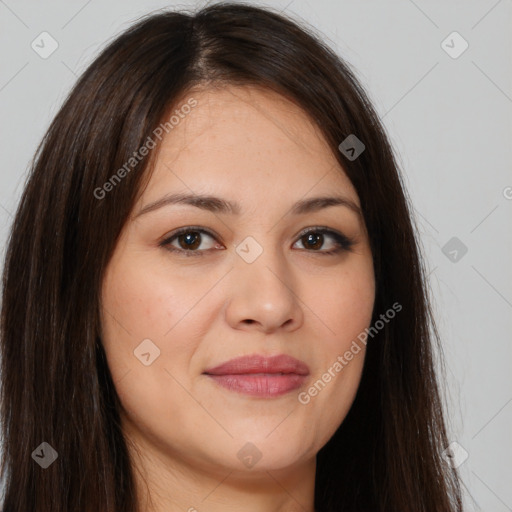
[1,2,463,511]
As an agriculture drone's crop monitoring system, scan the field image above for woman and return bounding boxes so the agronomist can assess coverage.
[0,3,463,511]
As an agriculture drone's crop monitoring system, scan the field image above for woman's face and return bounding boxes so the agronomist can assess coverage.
[100,85,375,479]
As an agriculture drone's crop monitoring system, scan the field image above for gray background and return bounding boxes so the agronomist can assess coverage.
[1,0,511,510]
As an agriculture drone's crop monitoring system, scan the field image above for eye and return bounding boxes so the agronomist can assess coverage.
[159,227,221,256]
[292,227,355,255]
[159,226,355,257]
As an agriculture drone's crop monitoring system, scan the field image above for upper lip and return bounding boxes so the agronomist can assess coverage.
[203,354,310,376]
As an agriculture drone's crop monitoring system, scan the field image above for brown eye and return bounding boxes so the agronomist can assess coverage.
[293,228,354,254]
[301,232,324,250]
[176,231,202,250]
[160,227,221,256]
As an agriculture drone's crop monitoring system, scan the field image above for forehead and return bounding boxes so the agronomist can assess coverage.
[140,84,359,210]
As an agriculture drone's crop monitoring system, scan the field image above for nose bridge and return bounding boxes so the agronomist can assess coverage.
[224,233,303,333]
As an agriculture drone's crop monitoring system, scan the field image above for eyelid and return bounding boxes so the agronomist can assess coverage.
[159,225,355,256]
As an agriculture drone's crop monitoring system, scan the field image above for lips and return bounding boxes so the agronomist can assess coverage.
[203,354,310,376]
[203,354,310,398]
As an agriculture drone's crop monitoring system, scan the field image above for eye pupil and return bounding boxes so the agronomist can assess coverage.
[179,232,201,250]
[304,232,323,250]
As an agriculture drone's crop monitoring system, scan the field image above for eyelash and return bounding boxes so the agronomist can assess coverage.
[159,226,355,257]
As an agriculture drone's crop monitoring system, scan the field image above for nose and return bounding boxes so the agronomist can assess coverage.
[224,244,304,334]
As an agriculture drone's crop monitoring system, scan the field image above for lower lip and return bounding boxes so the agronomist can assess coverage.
[206,374,307,397]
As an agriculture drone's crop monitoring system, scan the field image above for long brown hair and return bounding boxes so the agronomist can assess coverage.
[0,3,463,511]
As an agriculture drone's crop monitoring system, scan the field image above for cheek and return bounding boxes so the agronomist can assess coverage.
[296,259,374,442]
[101,265,174,336]
[99,259,204,434]
[309,257,375,347]
[99,253,200,386]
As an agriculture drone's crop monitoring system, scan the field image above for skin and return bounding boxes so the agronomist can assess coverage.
[100,84,375,512]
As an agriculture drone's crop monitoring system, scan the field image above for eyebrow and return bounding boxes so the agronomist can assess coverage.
[135,192,362,218]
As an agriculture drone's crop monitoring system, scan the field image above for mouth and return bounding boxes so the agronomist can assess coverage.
[203,354,310,398]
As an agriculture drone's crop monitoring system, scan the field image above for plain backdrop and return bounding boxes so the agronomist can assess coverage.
[0,1,511,510]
